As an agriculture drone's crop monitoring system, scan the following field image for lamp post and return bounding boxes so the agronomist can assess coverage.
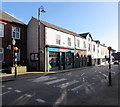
[12,39,16,66]
[38,6,46,71]
[108,46,112,86]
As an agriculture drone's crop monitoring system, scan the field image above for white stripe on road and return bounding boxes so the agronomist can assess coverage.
[7,87,13,90]
[36,98,46,103]
[81,73,85,76]
[71,85,83,91]
[2,85,6,88]
[58,80,79,89]
[32,77,57,82]
[14,90,22,93]
[45,78,67,85]
[25,94,32,98]
[0,91,10,96]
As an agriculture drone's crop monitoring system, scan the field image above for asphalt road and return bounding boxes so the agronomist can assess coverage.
[2,64,120,106]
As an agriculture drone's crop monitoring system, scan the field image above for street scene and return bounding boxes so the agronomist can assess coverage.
[0,2,119,106]
[2,64,120,105]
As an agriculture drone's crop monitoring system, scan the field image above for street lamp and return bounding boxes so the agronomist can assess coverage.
[108,46,112,86]
[12,39,16,66]
[38,6,46,71]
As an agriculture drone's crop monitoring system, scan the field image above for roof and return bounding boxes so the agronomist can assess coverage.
[0,10,25,25]
[32,17,84,38]
[79,32,93,39]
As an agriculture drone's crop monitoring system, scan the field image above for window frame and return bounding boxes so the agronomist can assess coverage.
[12,26,20,39]
[68,37,71,47]
[77,39,80,48]
[56,34,61,45]
[0,48,4,62]
[0,23,4,37]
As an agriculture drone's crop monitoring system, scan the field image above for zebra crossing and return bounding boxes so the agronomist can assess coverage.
[29,75,96,94]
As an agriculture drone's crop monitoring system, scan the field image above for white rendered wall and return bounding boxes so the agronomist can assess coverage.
[45,27,75,49]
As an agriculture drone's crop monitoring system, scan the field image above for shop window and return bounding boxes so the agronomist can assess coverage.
[49,52,59,67]
[12,26,20,39]
[68,37,71,46]
[66,53,73,65]
[56,34,61,45]
[0,48,4,62]
[0,23,4,37]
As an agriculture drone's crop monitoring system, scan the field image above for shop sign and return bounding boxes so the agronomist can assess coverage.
[48,47,59,52]
[59,48,68,52]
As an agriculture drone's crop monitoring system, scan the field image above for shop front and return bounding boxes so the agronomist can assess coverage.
[46,47,75,71]
[75,49,87,68]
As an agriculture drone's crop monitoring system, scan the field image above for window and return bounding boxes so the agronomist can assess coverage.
[0,48,4,62]
[12,26,20,39]
[93,45,95,52]
[68,37,71,46]
[56,34,61,45]
[83,41,86,49]
[88,44,90,51]
[66,53,73,65]
[77,39,80,48]
[17,49,20,61]
[0,23,4,37]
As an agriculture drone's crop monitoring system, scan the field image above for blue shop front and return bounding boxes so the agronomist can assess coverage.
[46,47,75,71]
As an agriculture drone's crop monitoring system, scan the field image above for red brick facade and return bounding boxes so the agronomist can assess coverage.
[1,21,27,68]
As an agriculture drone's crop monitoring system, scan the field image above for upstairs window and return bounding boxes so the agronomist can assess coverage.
[77,39,80,48]
[68,37,71,46]
[83,41,86,49]
[88,43,91,51]
[56,34,61,45]
[12,26,20,39]
[0,23,4,37]
[93,45,95,52]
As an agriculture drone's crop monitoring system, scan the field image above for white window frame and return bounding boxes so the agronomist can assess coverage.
[77,39,80,48]
[56,34,61,45]
[83,41,86,49]
[0,48,4,62]
[17,49,20,61]
[68,37,71,47]
[93,45,95,52]
[12,26,20,39]
[0,23,4,37]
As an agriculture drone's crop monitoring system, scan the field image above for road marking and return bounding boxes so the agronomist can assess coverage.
[0,91,10,96]
[25,94,32,98]
[45,78,67,85]
[7,87,13,90]
[14,90,22,93]
[2,85,5,88]
[71,85,83,91]
[32,77,57,82]
[81,73,85,76]
[58,80,79,89]
[36,98,46,103]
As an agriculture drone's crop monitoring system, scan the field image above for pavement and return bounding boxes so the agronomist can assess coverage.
[1,66,91,82]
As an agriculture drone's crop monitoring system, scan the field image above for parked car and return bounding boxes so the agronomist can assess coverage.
[113,61,119,64]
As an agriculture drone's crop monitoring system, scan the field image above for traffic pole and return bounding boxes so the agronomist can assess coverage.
[108,47,112,86]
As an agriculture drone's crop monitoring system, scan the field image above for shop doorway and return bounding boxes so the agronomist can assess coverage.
[61,52,65,69]
[87,55,92,66]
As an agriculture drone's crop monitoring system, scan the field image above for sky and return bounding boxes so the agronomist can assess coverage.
[1,2,118,51]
